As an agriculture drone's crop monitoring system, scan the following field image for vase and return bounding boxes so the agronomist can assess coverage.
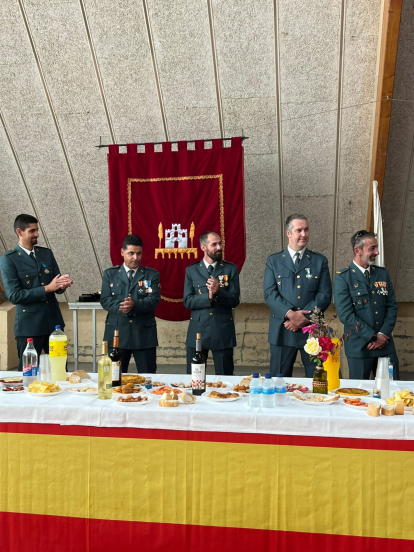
[323,338,341,392]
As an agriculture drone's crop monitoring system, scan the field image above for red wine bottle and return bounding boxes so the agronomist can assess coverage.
[191,333,206,396]
[110,330,122,387]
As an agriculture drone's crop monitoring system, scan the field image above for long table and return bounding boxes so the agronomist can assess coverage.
[1,372,414,552]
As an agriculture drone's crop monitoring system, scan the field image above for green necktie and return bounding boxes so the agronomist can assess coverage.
[128,270,134,285]
[207,265,214,276]
[294,252,300,271]
[364,269,370,282]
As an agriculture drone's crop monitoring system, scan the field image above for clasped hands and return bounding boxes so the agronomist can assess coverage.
[119,296,134,314]
[45,274,73,293]
[284,310,311,332]
[207,277,220,301]
[367,333,389,350]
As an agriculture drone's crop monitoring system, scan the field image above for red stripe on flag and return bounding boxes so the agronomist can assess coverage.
[0,512,412,552]
[0,422,413,451]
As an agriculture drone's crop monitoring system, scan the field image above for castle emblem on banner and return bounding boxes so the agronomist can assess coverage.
[155,222,198,259]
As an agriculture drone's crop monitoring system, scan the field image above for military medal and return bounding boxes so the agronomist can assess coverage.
[198,289,202,295]
[224,275,229,287]
[374,281,388,296]
[42,263,50,274]
[305,268,312,279]
[354,283,358,288]
[218,275,224,288]
[138,281,144,293]
[146,280,152,293]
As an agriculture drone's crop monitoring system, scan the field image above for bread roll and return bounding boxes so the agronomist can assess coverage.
[180,393,196,404]
[381,404,395,416]
[367,402,381,417]
[159,399,179,408]
[395,401,405,415]
[69,370,91,383]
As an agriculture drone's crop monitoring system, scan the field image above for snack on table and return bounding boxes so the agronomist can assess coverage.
[208,391,239,399]
[233,384,250,393]
[70,386,97,393]
[367,402,381,417]
[344,397,367,407]
[171,382,192,388]
[118,395,148,403]
[68,370,91,384]
[0,377,23,384]
[286,383,309,393]
[180,393,196,405]
[293,390,339,402]
[395,401,405,415]
[152,381,166,387]
[381,404,395,416]
[2,385,24,392]
[28,381,61,393]
[159,391,179,407]
[385,390,414,408]
[151,386,182,395]
[206,381,228,388]
[334,388,370,397]
[113,384,143,394]
[122,374,146,385]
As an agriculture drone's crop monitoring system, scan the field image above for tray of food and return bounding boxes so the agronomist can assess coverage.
[113,384,145,395]
[341,396,385,410]
[330,387,371,397]
[205,391,240,402]
[121,374,146,385]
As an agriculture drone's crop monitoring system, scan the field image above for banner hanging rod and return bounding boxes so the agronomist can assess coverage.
[95,136,249,148]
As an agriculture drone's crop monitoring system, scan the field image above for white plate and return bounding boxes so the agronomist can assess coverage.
[330,388,372,397]
[291,393,339,406]
[340,397,386,411]
[204,392,241,403]
[169,383,193,392]
[285,385,311,396]
[205,381,232,390]
[24,389,64,397]
[1,387,24,394]
[57,379,92,387]
[69,388,98,396]
[113,394,153,406]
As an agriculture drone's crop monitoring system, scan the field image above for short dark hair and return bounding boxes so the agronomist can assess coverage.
[351,230,376,251]
[200,231,220,246]
[285,214,308,232]
[14,214,38,234]
[122,234,143,250]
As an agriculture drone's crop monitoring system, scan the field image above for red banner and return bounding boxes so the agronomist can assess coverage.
[108,138,245,321]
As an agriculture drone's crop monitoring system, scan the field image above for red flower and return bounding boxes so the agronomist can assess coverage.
[318,352,329,362]
[318,337,335,353]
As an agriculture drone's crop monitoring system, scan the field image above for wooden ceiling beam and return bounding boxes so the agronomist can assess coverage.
[366,0,403,231]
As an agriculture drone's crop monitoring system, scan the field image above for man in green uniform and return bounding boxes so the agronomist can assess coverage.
[100,234,160,373]
[0,214,72,369]
[264,214,332,377]
[333,230,399,379]
[184,231,240,375]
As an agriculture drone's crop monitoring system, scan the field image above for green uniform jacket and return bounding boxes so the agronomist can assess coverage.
[264,248,332,347]
[333,263,397,358]
[0,244,65,337]
[100,265,160,350]
[183,260,240,350]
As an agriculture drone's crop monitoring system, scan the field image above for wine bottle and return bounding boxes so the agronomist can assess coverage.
[98,341,112,400]
[191,333,206,396]
[312,366,328,394]
[110,330,122,387]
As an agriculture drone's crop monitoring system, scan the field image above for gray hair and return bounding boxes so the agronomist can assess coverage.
[285,214,308,233]
[200,231,220,246]
[351,230,376,251]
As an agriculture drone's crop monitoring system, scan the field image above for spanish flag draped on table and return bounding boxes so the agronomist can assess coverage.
[107,138,246,321]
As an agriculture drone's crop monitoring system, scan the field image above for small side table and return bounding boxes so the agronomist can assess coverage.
[68,302,104,372]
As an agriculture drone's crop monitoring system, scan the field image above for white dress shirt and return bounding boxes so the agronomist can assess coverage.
[288,246,306,263]
[123,263,139,278]
[19,244,35,257]
[203,259,217,272]
[353,260,370,275]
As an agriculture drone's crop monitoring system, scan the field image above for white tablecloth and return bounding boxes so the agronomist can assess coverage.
[1,372,413,440]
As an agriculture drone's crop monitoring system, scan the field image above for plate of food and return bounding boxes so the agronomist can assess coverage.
[292,390,339,406]
[151,381,167,387]
[113,394,153,406]
[1,385,24,393]
[0,377,24,387]
[286,383,310,395]
[121,374,146,385]
[385,390,414,411]
[341,396,385,411]
[113,384,145,395]
[330,387,371,397]
[205,390,240,402]
[24,381,63,397]
[69,386,98,396]
[206,380,231,389]
[170,382,192,392]
[150,386,184,399]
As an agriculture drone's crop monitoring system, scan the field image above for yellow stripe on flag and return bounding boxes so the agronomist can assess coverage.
[1,432,413,540]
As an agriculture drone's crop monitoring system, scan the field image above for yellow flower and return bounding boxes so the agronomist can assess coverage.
[304,337,322,356]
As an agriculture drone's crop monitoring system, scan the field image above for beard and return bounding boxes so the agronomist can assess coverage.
[361,252,376,266]
[207,249,222,262]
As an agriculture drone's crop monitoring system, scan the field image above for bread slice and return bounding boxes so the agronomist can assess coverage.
[180,393,196,405]
[69,370,91,383]
[159,399,179,408]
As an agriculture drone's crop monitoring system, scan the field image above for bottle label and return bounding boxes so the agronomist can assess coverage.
[250,387,262,394]
[275,387,286,394]
[105,383,112,390]
[23,364,38,377]
[373,388,381,399]
[191,363,206,390]
[313,381,327,389]
[49,340,67,357]
[104,365,110,373]
[262,388,275,395]
[112,361,121,380]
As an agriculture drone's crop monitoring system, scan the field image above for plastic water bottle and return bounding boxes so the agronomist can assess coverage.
[23,338,38,387]
[249,372,262,407]
[274,374,288,407]
[262,373,275,407]
[388,358,394,382]
[49,325,68,383]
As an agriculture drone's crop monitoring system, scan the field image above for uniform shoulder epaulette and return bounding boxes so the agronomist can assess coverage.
[141,265,159,273]
[372,265,385,270]
[34,245,49,250]
[108,265,120,270]
[220,260,237,268]
[335,267,349,274]
[307,249,325,257]
[4,248,17,256]
[188,260,201,267]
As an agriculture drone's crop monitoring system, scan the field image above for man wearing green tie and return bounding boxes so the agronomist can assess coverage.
[0,214,72,369]
[333,230,399,379]
[100,234,160,373]
[184,231,240,375]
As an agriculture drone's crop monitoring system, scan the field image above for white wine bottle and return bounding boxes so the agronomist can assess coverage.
[98,341,112,400]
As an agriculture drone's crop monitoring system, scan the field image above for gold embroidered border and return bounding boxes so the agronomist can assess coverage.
[127,175,225,304]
